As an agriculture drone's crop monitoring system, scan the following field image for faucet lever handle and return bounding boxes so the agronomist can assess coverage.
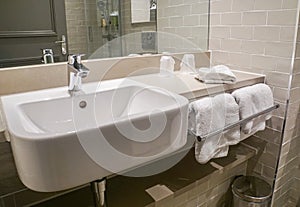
[68,54,77,65]
[75,54,85,64]
[68,54,85,65]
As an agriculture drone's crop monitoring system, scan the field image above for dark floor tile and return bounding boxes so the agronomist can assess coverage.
[33,187,94,207]
[1,194,16,207]
[242,136,267,152]
[0,197,4,207]
[0,143,26,197]
[0,142,12,157]
[212,145,240,167]
[14,189,57,207]
[106,177,154,207]
[106,147,217,207]
[0,177,25,197]
[0,133,5,143]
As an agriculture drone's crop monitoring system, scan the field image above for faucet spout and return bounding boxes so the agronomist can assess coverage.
[67,54,90,94]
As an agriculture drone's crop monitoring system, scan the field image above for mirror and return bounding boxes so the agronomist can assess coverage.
[65,0,159,58]
[71,0,209,58]
[0,0,209,68]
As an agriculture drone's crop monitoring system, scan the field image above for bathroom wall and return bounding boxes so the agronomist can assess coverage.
[65,0,103,56]
[157,0,209,51]
[209,0,300,205]
[288,14,300,206]
[85,0,104,56]
[272,10,300,206]
[65,0,89,55]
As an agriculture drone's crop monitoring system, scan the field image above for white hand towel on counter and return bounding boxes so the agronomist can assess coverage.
[232,83,274,135]
[197,65,237,84]
[188,93,240,164]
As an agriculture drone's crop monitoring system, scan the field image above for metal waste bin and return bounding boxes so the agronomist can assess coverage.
[232,176,272,207]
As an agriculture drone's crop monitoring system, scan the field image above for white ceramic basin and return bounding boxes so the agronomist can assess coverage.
[1,78,188,192]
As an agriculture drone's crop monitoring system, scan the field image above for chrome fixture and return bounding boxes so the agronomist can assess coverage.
[150,0,157,10]
[42,49,54,64]
[67,54,90,94]
[55,35,67,55]
[91,179,106,207]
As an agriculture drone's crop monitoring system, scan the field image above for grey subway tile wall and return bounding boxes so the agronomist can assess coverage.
[209,0,300,205]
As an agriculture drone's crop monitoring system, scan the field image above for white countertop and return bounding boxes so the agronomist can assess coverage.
[129,70,265,100]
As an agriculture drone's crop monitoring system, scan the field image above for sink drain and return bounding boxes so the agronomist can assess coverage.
[79,100,87,108]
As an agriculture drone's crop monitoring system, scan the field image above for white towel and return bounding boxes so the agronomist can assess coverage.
[232,83,274,135]
[189,93,240,164]
[197,65,237,84]
[131,0,150,23]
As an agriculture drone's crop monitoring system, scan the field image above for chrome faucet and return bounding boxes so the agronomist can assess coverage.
[67,54,90,94]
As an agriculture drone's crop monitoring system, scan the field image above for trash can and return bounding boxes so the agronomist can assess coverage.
[232,176,272,207]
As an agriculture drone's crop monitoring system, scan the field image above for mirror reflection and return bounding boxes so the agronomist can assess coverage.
[0,0,209,68]
[67,0,209,58]
[67,0,158,58]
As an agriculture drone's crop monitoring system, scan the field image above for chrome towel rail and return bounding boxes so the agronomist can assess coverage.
[189,104,280,142]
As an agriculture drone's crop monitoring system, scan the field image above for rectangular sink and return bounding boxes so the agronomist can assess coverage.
[1,79,189,192]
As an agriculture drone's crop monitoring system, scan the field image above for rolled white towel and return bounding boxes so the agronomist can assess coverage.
[232,83,274,135]
[197,65,237,84]
[189,93,240,164]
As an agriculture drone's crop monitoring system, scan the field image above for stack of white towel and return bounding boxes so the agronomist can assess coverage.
[189,94,240,164]
[189,83,274,164]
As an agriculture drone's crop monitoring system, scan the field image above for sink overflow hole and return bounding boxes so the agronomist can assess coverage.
[79,101,87,108]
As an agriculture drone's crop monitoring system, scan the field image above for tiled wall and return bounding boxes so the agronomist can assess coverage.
[120,0,156,35]
[272,8,300,206]
[291,11,300,184]
[65,0,103,56]
[157,0,209,51]
[155,162,248,207]
[85,0,104,56]
[65,0,89,55]
[118,0,157,56]
[209,0,300,205]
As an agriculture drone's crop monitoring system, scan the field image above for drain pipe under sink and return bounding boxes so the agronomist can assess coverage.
[91,178,107,207]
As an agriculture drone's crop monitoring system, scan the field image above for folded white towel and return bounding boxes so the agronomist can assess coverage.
[232,83,274,134]
[195,142,229,161]
[197,65,237,84]
[189,93,240,164]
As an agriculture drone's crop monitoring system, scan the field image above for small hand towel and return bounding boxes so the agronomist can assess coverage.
[189,93,240,164]
[197,65,237,84]
[232,83,274,134]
